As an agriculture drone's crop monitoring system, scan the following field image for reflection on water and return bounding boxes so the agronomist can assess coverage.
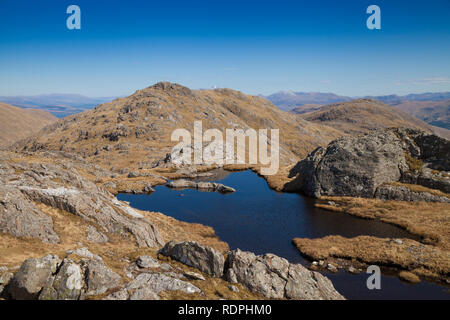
[118,169,449,300]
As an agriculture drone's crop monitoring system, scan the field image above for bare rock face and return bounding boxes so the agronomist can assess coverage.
[159,241,225,277]
[224,249,344,300]
[289,128,450,201]
[0,184,60,244]
[0,160,163,248]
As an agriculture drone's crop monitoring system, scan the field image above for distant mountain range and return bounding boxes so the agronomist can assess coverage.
[263,91,450,130]
[263,91,450,111]
[261,91,352,111]
[0,94,117,118]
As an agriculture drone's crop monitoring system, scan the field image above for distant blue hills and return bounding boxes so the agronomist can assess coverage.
[262,91,450,111]
[1,90,449,121]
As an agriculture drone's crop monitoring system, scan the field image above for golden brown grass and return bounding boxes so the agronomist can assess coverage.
[315,196,450,249]
[405,153,424,172]
[293,196,450,283]
[0,102,56,148]
[292,236,450,282]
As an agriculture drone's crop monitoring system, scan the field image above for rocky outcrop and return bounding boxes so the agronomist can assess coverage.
[159,241,225,277]
[0,160,163,247]
[167,179,236,193]
[5,243,344,300]
[288,128,450,201]
[159,241,344,300]
[6,249,122,300]
[224,249,344,300]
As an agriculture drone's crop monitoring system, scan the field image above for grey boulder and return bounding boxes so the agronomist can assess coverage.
[8,255,60,300]
[159,241,225,277]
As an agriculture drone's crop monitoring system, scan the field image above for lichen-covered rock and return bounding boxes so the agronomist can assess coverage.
[128,273,200,298]
[159,241,225,277]
[289,128,450,201]
[225,249,344,300]
[104,273,201,300]
[8,255,60,300]
[39,259,83,300]
[8,251,122,300]
[136,255,160,269]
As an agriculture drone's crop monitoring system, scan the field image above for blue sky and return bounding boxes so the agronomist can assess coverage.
[0,0,449,97]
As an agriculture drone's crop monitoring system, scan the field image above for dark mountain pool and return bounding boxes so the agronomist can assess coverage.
[118,169,449,300]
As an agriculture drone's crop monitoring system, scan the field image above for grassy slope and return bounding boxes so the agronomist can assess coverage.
[0,102,57,148]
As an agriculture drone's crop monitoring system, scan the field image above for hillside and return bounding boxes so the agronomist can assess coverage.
[393,99,449,130]
[0,102,57,148]
[290,104,323,114]
[15,82,342,174]
[299,99,450,139]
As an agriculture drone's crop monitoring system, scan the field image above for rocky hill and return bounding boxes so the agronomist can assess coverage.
[14,82,342,173]
[0,103,56,148]
[299,99,450,139]
[286,128,450,202]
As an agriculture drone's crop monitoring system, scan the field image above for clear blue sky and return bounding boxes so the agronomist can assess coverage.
[0,0,449,97]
